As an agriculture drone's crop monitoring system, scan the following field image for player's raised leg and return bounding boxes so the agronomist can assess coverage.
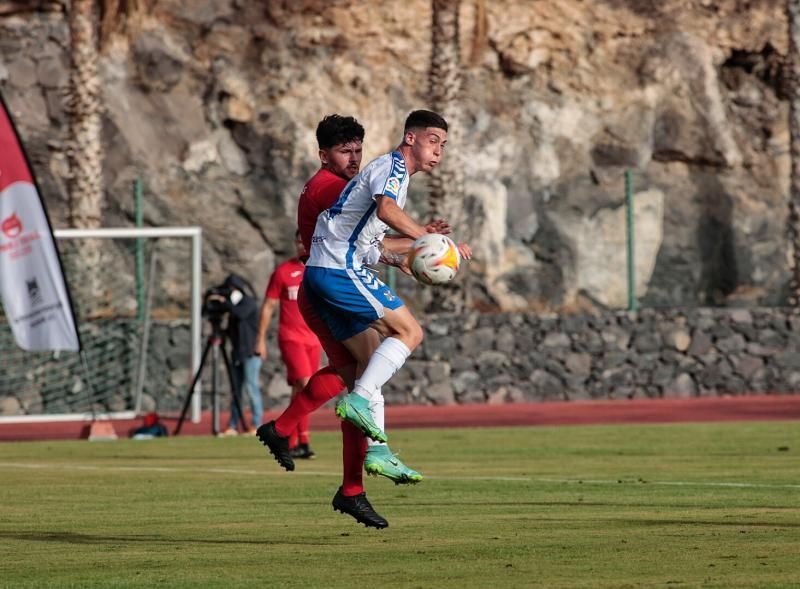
[337,304,421,440]
[339,305,424,483]
[335,327,391,443]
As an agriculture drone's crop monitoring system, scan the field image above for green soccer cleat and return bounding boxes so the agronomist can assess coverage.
[335,393,388,443]
[365,445,423,485]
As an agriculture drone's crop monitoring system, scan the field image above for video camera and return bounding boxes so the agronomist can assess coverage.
[202,284,232,323]
[203,273,254,325]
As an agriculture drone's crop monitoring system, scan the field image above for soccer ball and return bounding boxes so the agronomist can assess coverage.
[408,233,461,286]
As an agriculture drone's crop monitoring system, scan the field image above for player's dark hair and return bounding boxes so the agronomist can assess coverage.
[403,109,448,133]
[316,114,365,149]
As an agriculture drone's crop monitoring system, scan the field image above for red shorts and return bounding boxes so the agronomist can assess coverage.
[298,283,355,369]
[279,339,321,385]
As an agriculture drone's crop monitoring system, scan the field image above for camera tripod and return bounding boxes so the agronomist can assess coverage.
[174,316,249,436]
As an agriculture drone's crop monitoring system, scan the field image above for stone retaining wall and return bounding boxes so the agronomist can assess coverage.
[3,308,799,416]
[383,307,800,405]
[153,307,800,410]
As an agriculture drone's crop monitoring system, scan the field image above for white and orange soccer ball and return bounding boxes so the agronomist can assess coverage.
[407,233,461,286]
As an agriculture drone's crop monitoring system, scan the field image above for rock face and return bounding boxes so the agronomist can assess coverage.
[0,0,793,309]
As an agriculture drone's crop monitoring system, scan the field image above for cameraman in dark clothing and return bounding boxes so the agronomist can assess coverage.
[209,274,264,435]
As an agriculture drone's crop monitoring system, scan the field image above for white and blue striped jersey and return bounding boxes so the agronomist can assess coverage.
[307,151,409,270]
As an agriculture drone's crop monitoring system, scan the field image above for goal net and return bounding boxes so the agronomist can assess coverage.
[0,227,202,423]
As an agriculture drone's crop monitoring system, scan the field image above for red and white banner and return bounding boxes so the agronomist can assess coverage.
[0,93,80,351]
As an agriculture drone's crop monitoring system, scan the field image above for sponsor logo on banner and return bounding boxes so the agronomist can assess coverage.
[2,212,22,238]
[0,210,41,260]
[0,221,41,259]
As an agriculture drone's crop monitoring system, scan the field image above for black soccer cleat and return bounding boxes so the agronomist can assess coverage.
[290,443,316,460]
[256,421,295,471]
[332,487,389,529]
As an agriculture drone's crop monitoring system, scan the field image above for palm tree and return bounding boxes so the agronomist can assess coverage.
[428,0,469,312]
[67,0,150,232]
[67,0,103,231]
[788,0,800,305]
[65,0,106,318]
[66,0,152,315]
[429,0,463,220]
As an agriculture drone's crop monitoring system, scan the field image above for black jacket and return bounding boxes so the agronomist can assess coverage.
[223,274,260,365]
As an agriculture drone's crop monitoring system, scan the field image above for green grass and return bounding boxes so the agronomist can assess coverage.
[1,421,799,588]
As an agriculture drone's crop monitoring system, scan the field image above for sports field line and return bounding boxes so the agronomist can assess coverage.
[2,461,799,490]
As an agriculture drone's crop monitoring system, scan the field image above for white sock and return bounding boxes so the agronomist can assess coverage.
[367,393,385,448]
[353,337,411,402]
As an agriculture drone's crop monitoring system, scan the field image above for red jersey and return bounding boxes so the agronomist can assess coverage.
[297,168,349,255]
[265,258,319,345]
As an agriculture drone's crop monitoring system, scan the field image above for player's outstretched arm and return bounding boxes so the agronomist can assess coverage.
[375,195,427,240]
[254,297,278,359]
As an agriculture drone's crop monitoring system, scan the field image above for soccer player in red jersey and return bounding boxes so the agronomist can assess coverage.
[257,115,453,528]
[257,115,392,527]
[254,230,322,459]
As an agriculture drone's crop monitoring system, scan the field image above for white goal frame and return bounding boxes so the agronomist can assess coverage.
[0,226,204,424]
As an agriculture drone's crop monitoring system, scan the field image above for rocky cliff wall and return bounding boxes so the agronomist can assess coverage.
[0,0,792,310]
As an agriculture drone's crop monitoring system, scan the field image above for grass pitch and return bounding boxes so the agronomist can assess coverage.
[0,421,798,588]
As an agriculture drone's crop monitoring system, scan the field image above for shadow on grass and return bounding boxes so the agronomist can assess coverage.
[403,500,799,510]
[627,519,800,528]
[0,531,336,546]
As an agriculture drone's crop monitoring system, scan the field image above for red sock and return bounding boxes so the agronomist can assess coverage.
[298,415,310,444]
[341,421,367,496]
[274,366,345,438]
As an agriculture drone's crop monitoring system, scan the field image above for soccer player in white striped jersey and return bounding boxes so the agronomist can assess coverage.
[303,110,472,483]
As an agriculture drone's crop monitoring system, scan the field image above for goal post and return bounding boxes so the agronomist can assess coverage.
[0,226,204,424]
